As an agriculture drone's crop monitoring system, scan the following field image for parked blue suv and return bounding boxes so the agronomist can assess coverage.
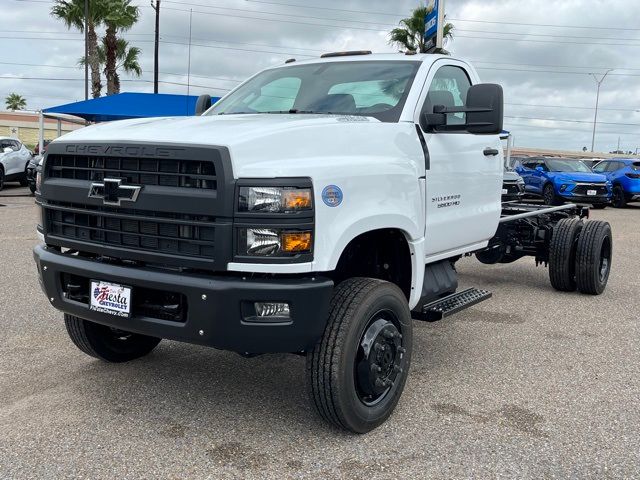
[592,159,640,208]
[516,157,612,207]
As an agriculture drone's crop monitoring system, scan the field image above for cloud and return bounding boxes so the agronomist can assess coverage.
[2,0,639,152]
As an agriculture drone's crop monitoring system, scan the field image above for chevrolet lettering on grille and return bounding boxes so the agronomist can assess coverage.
[88,178,142,206]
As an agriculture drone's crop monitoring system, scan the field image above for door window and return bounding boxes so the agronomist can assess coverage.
[10,140,20,151]
[592,162,608,173]
[423,65,472,125]
[606,161,621,172]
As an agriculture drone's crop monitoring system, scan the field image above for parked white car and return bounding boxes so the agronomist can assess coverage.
[0,136,32,190]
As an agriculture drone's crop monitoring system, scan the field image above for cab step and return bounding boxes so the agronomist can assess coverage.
[413,288,492,322]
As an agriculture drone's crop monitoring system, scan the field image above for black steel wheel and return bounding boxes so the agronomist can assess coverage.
[306,278,412,433]
[612,186,627,208]
[64,314,161,362]
[575,221,612,295]
[543,184,560,206]
[549,218,583,292]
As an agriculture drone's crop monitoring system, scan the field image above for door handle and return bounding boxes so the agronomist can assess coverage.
[483,148,499,156]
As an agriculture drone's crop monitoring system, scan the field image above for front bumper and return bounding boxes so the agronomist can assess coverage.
[34,244,333,354]
[558,193,610,204]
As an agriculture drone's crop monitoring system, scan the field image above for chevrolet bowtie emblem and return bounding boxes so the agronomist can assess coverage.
[88,178,142,206]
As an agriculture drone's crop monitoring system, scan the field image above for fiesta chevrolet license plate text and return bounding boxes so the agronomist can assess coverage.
[90,280,132,317]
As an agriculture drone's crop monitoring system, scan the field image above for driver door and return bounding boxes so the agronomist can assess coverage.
[416,61,503,258]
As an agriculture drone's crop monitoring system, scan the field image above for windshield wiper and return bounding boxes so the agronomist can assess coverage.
[262,109,317,114]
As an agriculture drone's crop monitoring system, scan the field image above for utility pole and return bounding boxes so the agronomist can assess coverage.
[187,8,192,97]
[84,0,89,100]
[590,69,613,152]
[617,136,621,153]
[151,0,160,94]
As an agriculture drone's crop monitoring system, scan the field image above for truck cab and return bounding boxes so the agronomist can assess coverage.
[33,52,612,433]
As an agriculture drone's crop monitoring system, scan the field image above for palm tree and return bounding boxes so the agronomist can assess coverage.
[5,93,26,110]
[103,0,139,95]
[389,5,454,54]
[81,37,142,94]
[51,0,105,98]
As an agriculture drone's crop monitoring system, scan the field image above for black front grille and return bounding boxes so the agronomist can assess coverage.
[503,181,523,195]
[46,201,215,259]
[573,184,608,195]
[47,154,216,190]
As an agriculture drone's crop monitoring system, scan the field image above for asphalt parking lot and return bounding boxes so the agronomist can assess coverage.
[1,183,639,479]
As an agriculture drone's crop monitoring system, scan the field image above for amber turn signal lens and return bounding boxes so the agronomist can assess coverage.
[283,190,312,210]
[281,231,312,253]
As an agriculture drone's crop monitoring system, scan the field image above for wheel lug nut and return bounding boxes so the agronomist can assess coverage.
[393,365,403,373]
[397,347,406,354]
[382,330,394,339]
[375,378,386,388]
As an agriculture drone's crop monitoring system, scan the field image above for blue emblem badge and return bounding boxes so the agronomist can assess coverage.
[322,185,343,207]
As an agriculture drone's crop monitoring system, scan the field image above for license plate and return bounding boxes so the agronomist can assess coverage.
[587,189,597,196]
[90,280,132,317]
[501,188,508,195]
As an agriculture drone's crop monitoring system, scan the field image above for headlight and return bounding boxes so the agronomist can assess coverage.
[238,228,312,256]
[238,186,312,213]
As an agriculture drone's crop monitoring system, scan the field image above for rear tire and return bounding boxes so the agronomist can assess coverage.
[306,278,412,433]
[64,314,161,362]
[0,166,4,191]
[575,221,612,295]
[549,218,583,291]
[612,186,627,208]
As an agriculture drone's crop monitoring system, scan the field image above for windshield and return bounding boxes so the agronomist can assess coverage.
[207,60,421,122]
[546,159,592,173]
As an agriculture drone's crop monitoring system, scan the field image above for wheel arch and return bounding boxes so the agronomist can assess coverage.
[326,223,425,309]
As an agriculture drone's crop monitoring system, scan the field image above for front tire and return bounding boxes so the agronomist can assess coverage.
[19,166,28,187]
[64,314,161,362]
[543,183,561,206]
[591,204,607,209]
[575,221,612,295]
[306,278,413,433]
[0,166,4,191]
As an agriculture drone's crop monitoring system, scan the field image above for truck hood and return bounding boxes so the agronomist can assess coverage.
[56,114,380,146]
[51,113,424,179]
[551,172,608,183]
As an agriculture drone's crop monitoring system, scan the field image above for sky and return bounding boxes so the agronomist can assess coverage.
[1,0,639,153]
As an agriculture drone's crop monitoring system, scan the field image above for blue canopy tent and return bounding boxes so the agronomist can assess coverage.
[39,92,221,151]
[41,92,215,122]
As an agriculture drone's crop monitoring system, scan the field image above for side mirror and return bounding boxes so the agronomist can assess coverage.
[465,83,503,134]
[3,147,12,154]
[535,166,545,172]
[194,94,212,116]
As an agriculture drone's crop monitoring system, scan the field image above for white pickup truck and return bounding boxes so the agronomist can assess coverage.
[34,52,613,433]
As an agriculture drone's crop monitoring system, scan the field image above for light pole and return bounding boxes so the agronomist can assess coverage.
[590,69,613,152]
[151,0,160,94]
